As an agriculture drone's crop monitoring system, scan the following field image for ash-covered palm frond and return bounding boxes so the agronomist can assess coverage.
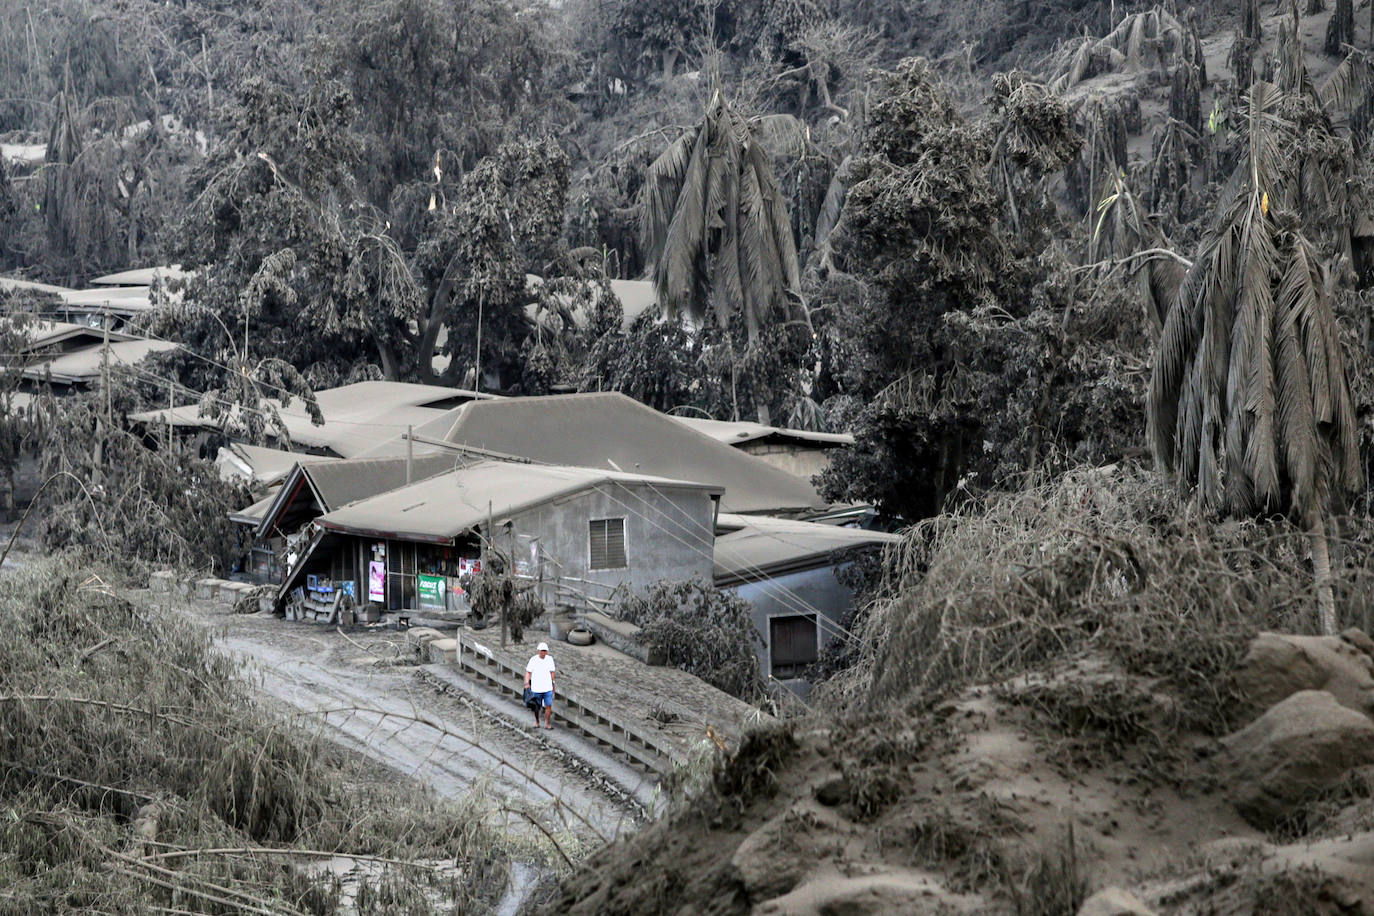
[1147,80,1360,632]
[1319,46,1374,110]
[639,92,804,336]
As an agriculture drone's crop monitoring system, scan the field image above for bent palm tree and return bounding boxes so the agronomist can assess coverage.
[640,92,805,422]
[1148,81,1359,634]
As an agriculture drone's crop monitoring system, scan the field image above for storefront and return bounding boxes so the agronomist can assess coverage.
[380,538,482,612]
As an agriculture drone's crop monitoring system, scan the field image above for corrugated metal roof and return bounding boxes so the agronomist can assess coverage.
[20,321,137,353]
[361,392,826,513]
[303,453,462,510]
[713,513,900,585]
[315,459,720,543]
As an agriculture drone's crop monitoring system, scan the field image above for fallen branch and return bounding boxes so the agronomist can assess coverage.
[1074,247,1194,273]
[108,846,311,916]
[0,758,153,803]
[143,846,443,870]
[499,805,575,870]
[80,637,115,660]
[0,694,199,728]
[0,470,111,569]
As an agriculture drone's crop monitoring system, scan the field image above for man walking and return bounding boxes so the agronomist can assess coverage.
[524,642,556,729]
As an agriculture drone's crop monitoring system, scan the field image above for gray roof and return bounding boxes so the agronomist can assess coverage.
[91,265,185,286]
[131,380,498,457]
[304,453,462,510]
[23,338,179,384]
[19,321,137,354]
[316,459,721,544]
[0,275,70,295]
[253,452,462,538]
[672,416,854,448]
[230,488,281,526]
[713,513,900,585]
[362,392,826,513]
[217,443,339,487]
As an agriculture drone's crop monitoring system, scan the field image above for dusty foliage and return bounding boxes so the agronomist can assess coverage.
[0,554,513,914]
[616,580,765,702]
[825,465,1374,734]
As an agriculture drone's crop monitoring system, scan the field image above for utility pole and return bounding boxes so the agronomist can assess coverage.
[473,292,483,394]
[101,304,110,427]
[405,424,413,484]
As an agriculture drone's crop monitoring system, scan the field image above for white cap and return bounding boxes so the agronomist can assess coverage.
[537,642,549,652]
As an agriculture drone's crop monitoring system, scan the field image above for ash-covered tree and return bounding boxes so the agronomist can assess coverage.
[412,138,571,388]
[33,374,249,574]
[322,0,561,224]
[1149,81,1360,635]
[0,302,44,518]
[639,92,810,422]
[597,0,712,83]
[818,61,1082,520]
[154,78,421,437]
[616,580,764,701]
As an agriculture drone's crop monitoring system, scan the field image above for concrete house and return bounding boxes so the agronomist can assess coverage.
[277,460,721,615]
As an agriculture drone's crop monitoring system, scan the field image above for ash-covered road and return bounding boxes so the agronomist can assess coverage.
[167,598,643,844]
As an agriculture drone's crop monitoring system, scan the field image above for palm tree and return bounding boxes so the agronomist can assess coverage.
[1148,81,1359,634]
[639,91,806,423]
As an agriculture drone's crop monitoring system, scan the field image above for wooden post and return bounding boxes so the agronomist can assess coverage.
[492,500,506,649]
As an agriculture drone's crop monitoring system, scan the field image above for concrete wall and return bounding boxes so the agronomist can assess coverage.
[737,442,833,481]
[727,563,854,696]
[505,480,715,605]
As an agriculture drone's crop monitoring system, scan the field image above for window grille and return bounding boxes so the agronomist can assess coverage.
[589,518,626,569]
[770,614,818,679]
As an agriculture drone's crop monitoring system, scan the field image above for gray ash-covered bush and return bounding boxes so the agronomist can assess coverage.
[616,580,765,701]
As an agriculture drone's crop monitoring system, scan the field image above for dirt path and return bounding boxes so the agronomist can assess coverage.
[165,597,642,844]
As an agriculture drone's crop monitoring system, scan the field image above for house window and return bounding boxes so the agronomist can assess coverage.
[770,614,818,680]
[589,518,627,569]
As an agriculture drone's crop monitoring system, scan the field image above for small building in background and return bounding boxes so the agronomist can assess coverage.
[669,416,854,480]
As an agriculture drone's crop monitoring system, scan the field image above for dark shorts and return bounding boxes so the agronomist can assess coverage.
[534,689,554,708]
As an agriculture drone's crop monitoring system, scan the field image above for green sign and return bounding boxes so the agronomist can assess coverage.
[417,574,445,609]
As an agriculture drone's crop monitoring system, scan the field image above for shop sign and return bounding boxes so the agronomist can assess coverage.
[368,561,385,602]
[418,573,446,609]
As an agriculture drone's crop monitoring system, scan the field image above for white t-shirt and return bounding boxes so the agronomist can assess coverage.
[526,654,556,693]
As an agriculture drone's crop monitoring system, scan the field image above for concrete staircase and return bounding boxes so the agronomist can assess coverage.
[423,631,676,777]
